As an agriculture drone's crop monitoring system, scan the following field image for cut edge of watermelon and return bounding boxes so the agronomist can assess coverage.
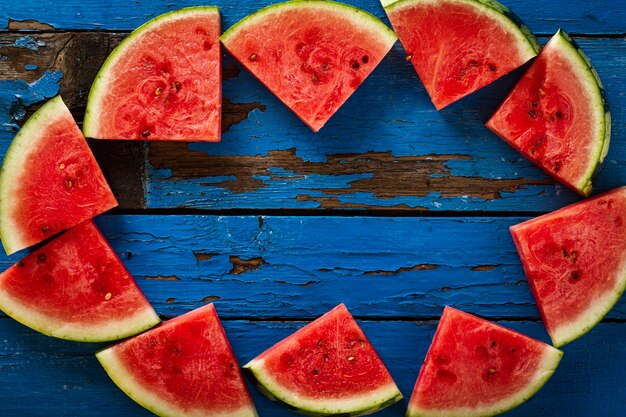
[0,96,68,255]
[83,6,221,140]
[0,286,160,342]
[220,0,397,47]
[244,357,403,417]
[382,0,540,60]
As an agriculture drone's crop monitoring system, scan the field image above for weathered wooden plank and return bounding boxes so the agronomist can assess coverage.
[1,317,624,416]
[1,33,624,212]
[1,0,624,34]
[1,215,624,320]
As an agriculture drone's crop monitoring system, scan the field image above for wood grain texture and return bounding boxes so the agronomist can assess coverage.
[1,317,624,417]
[1,33,624,211]
[1,215,624,320]
[1,0,625,34]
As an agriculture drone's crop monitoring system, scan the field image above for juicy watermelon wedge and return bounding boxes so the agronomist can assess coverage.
[0,221,159,342]
[83,7,222,141]
[382,0,539,110]
[220,1,397,132]
[0,96,118,255]
[97,303,258,417]
[244,304,402,416]
[510,187,626,347]
[407,307,562,417]
[486,30,610,196]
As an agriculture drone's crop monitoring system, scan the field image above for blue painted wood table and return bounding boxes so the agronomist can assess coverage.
[0,0,625,416]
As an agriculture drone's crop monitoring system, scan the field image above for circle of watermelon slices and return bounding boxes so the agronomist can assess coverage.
[0,1,619,417]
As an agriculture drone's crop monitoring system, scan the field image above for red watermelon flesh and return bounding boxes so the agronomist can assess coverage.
[0,96,118,255]
[220,1,397,132]
[486,30,610,196]
[244,304,402,416]
[97,303,258,417]
[0,220,159,342]
[83,7,221,141]
[510,187,626,347]
[407,307,562,417]
[382,0,539,110]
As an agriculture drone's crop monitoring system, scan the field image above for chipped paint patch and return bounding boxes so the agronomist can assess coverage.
[144,275,181,281]
[7,19,55,31]
[365,264,440,276]
[13,36,46,52]
[0,70,62,134]
[229,256,267,275]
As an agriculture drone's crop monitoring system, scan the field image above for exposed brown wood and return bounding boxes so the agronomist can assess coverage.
[149,145,554,206]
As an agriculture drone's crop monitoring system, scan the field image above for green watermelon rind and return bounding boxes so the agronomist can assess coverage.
[406,340,563,417]
[0,96,68,255]
[82,6,220,139]
[244,358,403,417]
[551,29,611,196]
[381,0,540,58]
[220,0,397,47]
[0,287,160,342]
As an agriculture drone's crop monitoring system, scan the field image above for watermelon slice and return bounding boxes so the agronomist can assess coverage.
[244,304,402,416]
[0,96,118,255]
[407,307,562,417]
[97,303,258,417]
[220,1,397,132]
[510,187,626,347]
[381,0,539,110]
[0,221,159,342]
[486,30,610,196]
[83,7,221,141]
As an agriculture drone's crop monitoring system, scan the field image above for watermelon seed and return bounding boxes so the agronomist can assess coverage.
[511,348,516,354]
[312,368,319,375]
[155,87,162,96]
[539,88,546,97]
[229,363,235,369]
[249,53,258,62]
[105,293,112,300]
[405,54,413,61]
[528,110,538,119]
[571,271,580,280]
[469,60,479,67]
[347,356,356,361]
[350,60,360,70]
[65,179,73,188]
[562,247,569,257]
[174,81,181,91]
[362,55,369,64]
[16,261,24,268]
[142,130,151,137]
[554,162,561,172]
[488,368,496,375]
[38,254,46,262]
[488,64,497,72]
[436,355,448,363]
[59,163,65,170]
[41,225,50,233]
[531,102,538,108]
[490,341,497,348]
[555,110,563,119]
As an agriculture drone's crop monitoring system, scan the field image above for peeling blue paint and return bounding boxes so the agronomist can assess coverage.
[23,64,38,71]
[12,36,46,51]
[0,70,63,141]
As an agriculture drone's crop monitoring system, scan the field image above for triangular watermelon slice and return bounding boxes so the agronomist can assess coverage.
[510,187,626,347]
[83,7,221,141]
[244,304,403,416]
[381,0,539,110]
[0,220,159,342]
[220,1,397,132]
[97,303,258,417]
[487,30,610,196]
[0,96,118,255]
[407,307,562,417]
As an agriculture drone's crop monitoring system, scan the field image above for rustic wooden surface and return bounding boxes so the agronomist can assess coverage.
[0,0,625,416]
